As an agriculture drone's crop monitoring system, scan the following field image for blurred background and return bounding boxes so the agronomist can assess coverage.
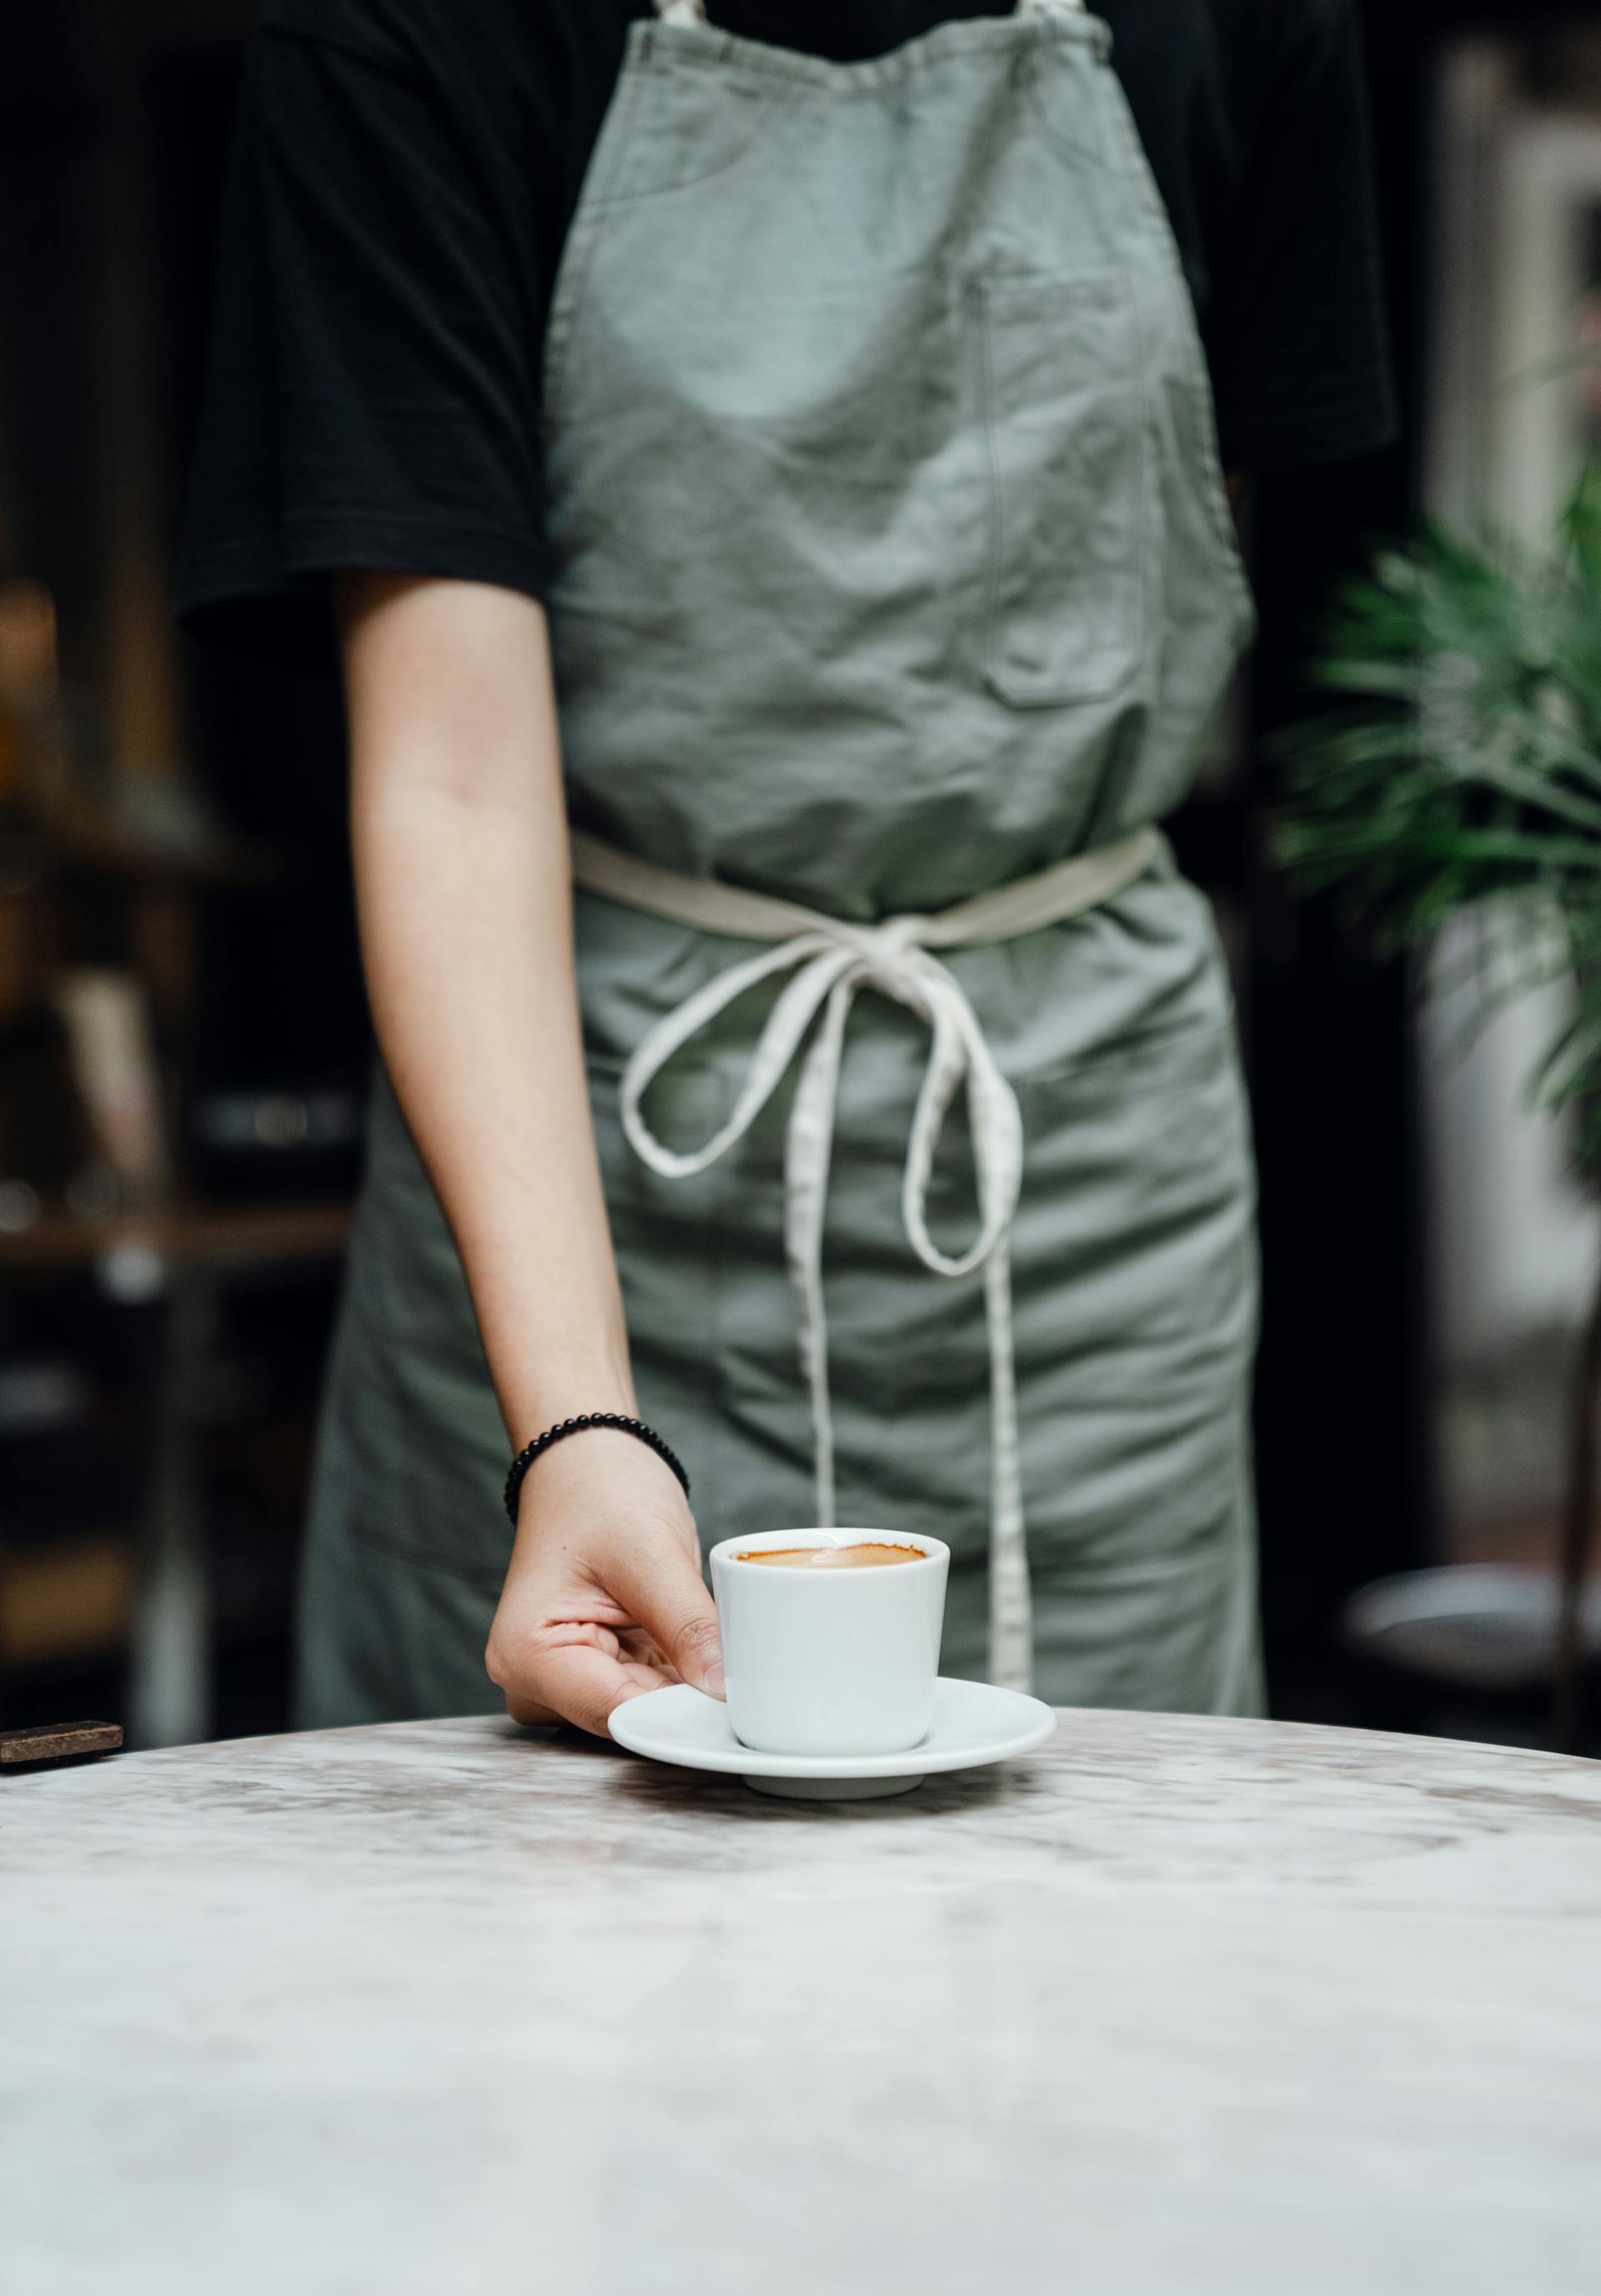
[3,0,1600,1757]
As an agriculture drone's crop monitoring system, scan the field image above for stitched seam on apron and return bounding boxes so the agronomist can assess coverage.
[540,33,656,435]
[974,272,1147,709]
[1100,72,1253,614]
[650,19,1086,93]
[593,81,796,206]
[1022,41,1123,178]
[1125,252,1154,709]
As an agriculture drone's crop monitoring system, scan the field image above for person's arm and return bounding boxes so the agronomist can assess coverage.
[334,570,724,1734]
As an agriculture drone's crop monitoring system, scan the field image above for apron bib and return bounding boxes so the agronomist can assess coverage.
[295,0,1264,1728]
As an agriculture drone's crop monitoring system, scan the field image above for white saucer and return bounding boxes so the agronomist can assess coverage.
[608,1677,1056,1799]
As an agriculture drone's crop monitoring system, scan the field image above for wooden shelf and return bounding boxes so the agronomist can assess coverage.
[0,1200,352,1272]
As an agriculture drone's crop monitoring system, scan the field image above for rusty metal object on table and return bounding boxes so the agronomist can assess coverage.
[1,1720,123,1769]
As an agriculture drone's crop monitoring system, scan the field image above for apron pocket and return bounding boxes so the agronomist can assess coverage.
[973,268,1147,709]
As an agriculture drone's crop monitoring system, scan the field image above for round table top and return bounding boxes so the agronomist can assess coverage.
[7,1708,1600,2295]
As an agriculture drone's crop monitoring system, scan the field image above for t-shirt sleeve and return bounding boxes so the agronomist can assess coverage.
[176,18,550,671]
[1204,0,1398,474]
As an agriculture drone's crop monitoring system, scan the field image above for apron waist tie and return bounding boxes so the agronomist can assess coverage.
[570,824,1163,1693]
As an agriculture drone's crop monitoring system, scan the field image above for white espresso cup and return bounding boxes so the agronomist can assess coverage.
[708,1527,950,1757]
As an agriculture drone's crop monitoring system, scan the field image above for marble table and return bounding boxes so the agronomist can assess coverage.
[6,1710,1600,2295]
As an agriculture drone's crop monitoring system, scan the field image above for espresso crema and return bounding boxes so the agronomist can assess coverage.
[736,1542,924,1569]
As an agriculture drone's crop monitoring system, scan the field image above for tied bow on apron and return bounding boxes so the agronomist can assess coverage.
[571,825,1160,1693]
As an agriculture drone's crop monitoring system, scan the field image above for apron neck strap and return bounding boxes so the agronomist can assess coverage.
[653,0,1086,23]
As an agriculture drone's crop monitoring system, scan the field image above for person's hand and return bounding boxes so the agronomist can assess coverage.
[485,1429,724,1738]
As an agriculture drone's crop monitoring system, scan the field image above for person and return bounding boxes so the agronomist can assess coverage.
[178,0,1397,1737]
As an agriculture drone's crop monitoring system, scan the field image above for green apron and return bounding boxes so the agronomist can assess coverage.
[294,0,1263,1729]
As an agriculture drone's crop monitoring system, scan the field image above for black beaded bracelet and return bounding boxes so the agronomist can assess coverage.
[503,1412,690,1526]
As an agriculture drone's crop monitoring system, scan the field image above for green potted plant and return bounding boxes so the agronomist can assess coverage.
[1274,456,1601,1752]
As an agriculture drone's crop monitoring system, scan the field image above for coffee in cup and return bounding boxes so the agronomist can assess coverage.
[735,1542,922,1569]
[709,1529,949,1757]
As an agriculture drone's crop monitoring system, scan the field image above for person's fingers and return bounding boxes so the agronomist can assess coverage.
[500,1625,675,1745]
[502,1687,562,1727]
[524,1633,677,1737]
[605,1533,725,1698]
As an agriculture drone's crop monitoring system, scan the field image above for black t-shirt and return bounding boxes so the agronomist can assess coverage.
[177,0,1398,671]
